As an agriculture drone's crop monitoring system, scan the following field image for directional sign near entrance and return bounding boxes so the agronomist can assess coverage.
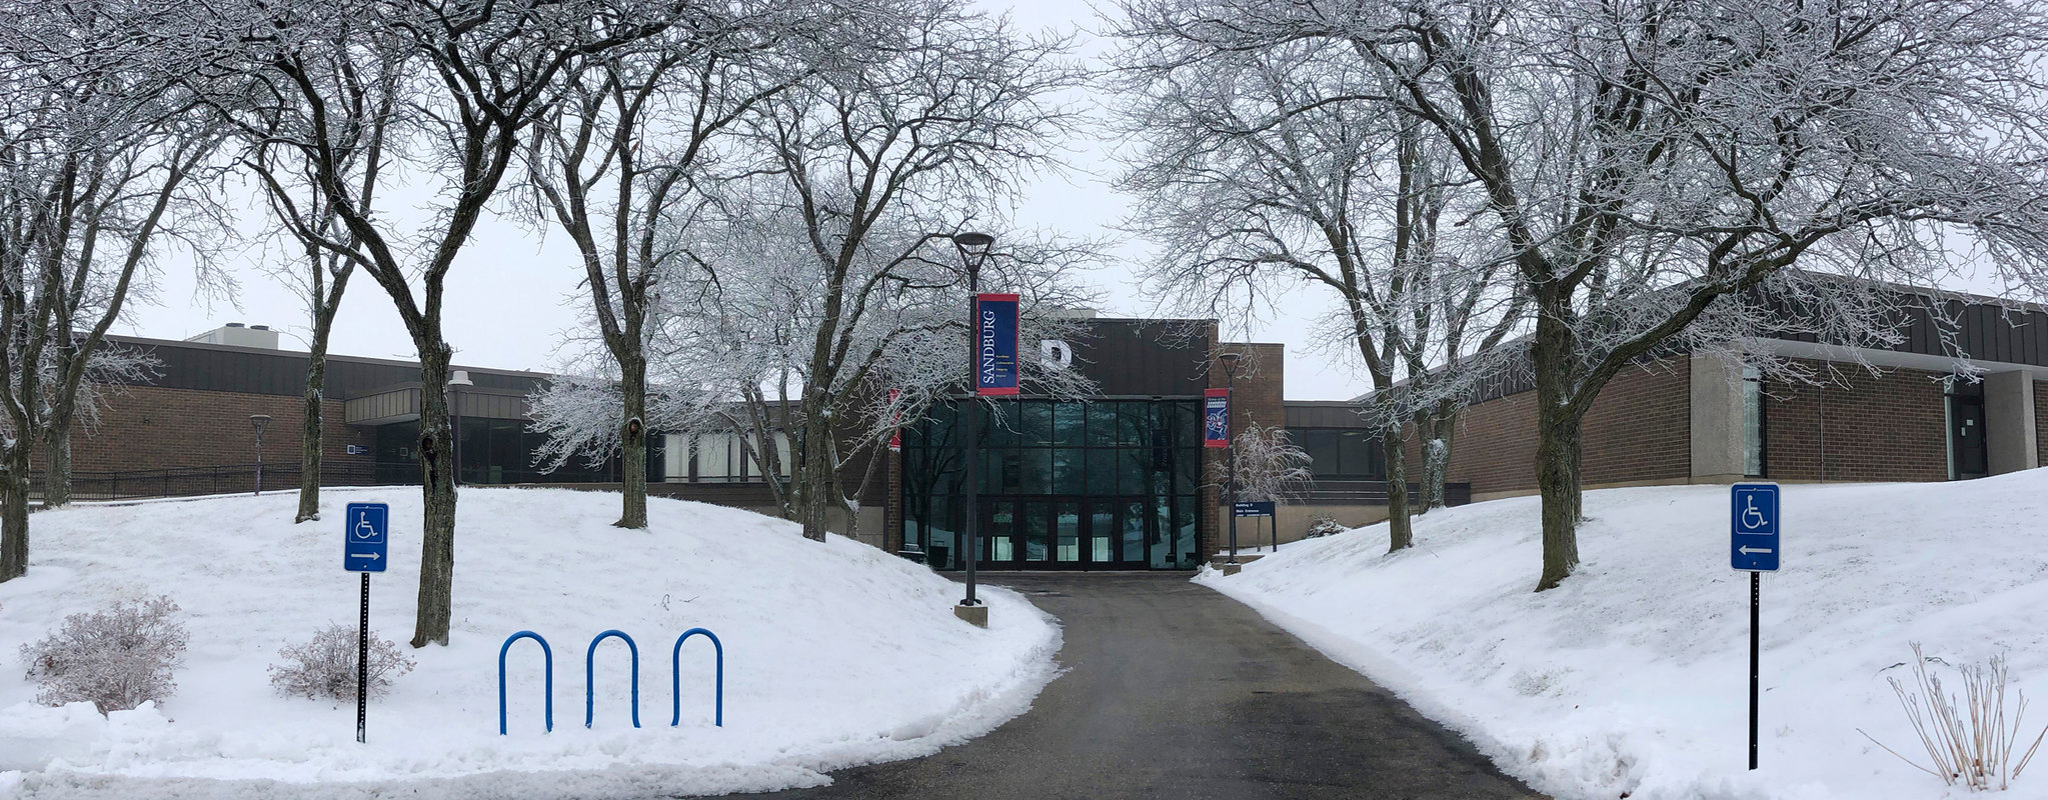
[1730,483,1779,572]
[1232,501,1276,518]
[344,502,389,573]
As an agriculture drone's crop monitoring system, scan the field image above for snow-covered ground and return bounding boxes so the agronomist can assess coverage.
[0,487,1058,799]
[1199,470,2048,800]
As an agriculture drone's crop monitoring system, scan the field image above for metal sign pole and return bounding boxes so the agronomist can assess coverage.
[358,571,369,744]
[1729,482,1778,772]
[1749,571,1759,771]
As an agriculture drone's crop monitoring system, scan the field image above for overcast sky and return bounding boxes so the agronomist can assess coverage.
[115,1,1369,399]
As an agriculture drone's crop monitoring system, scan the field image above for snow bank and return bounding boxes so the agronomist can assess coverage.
[1199,471,2048,800]
[0,487,1058,798]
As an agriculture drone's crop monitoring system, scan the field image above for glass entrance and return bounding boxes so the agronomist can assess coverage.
[904,399,1206,571]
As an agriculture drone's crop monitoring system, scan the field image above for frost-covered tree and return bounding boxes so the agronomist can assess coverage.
[1109,0,2048,591]
[229,19,401,524]
[0,0,226,580]
[643,210,1101,540]
[519,0,826,529]
[200,0,677,644]
[1222,423,1312,504]
[651,1,1094,541]
[1110,18,1522,551]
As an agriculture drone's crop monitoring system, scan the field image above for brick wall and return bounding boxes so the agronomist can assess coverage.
[1762,361,1947,482]
[1442,358,1691,496]
[65,384,371,476]
[1211,342,1283,556]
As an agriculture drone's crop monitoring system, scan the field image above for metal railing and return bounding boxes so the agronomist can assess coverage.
[26,461,412,503]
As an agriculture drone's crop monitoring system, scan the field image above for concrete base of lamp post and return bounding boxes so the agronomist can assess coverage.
[954,603,989,627]
[1219,563,1243,576]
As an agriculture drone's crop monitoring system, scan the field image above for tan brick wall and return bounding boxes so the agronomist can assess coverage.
[66,384,371,476]
[1761,361,1948,482]
[1441,358,1692,496]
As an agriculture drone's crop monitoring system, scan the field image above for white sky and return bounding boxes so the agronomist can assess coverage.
[114,1,1370,399]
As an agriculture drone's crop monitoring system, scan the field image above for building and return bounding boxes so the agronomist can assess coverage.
[56,283,2047,570]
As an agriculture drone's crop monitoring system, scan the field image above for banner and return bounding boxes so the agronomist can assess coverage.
[1203,388,1230,448]
[975,293,1020,396]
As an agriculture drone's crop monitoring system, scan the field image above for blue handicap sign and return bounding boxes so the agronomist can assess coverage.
[1730,484,1779,572]
[344,502,389,573]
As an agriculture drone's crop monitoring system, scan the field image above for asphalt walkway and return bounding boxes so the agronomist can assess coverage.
[742,572,1545,800]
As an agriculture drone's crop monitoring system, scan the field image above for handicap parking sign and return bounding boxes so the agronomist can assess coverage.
[1730,484,1779,572]
[344,502,388,573]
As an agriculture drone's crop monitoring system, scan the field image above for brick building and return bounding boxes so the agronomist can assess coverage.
[62,285,2042,570]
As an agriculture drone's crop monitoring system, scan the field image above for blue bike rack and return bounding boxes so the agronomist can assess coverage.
[671,627,724,728]
[585,630,641,728]
[498,631,554,735]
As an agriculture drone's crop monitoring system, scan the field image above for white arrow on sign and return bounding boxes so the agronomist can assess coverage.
[351,552,381,560]
[1738,546,1773,556]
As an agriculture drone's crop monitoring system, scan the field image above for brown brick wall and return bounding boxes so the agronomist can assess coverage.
[2037,381,2048,469]
[1761,361,1948,482]
[1211,341,1283,556]
[67,384,370,475]
[1442,358,1691,496]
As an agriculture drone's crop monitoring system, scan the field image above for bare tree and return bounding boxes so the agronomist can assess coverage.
[1221,423,1312,504]
[206,0,675,644]
[675,0,1090,541]
[0,0,224,580]
[233,21,400,523]
[1110,0,2048,590]
[1110,21,1512,552]
[519,1,822,528]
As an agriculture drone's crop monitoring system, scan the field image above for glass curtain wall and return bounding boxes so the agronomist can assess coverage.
[902,399,1203,571]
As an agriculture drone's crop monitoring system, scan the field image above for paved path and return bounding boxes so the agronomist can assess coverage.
[744,573,1545,800]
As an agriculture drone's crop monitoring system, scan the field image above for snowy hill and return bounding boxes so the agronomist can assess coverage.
[0,487,1057,798]
[1200,471,2048,800]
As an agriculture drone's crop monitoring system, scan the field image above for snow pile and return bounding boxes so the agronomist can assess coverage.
[0,487,1057,798]
[1200,471,2048,800]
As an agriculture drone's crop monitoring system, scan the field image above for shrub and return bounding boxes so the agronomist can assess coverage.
[268,624,416,702]
[1305,517,1348,538]
[19,596,188,715]
[1860,643,2048,791]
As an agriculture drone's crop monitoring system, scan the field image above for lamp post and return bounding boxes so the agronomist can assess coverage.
[952,231,993,626]
[250,414,272,496]
[1219,351,1242,568]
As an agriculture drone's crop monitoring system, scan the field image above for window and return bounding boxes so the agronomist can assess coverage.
[1742,366,1766,478]
[900,398,1203,570]
[1286,427,1385,479]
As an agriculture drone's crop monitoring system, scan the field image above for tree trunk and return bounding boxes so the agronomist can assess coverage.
[1383,422,1413,552]
[796,406,833,541]
[616,355,648,529]
[0,447,31,581]
[410,345,459,647]
[296,342,328,523]
[1420,406,1457,512]
[40,414,71,508]
[1532,300,1583,592]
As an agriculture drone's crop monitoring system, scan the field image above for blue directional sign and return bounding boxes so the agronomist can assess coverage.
[344,502,389,573]
[1730,483,1779,572]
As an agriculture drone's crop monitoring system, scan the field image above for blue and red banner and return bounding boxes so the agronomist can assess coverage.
[975,293,1020,397]
[1203,388,1230,448]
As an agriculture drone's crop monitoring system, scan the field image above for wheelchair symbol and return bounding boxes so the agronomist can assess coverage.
[354,514,379,540]
[1739,495,1768,531]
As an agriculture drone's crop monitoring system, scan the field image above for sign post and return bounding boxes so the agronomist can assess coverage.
[343,502,389,744]
[1233,501,1277,551]
[1730,483,1779,771]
